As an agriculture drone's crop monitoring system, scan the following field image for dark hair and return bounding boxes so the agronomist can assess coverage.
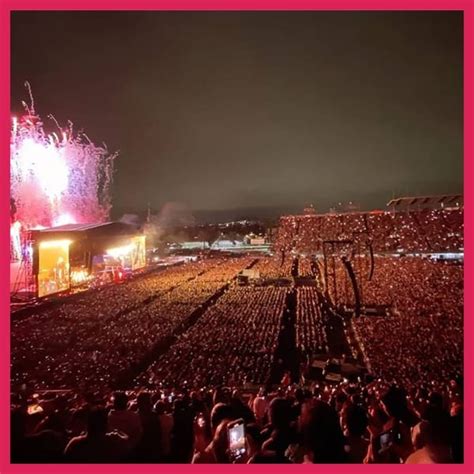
[381,385,419,427]
[213,387,230,406]
[154,400,166,415]
[336,392,348,405]
[137,392,152,411]
[173,398,186,414]
[11,407,26,440]
[301,400,347,463]
[246,423,263,448]
[210,403,233,431]
[428,392,443,410]
[71,406,89,429]
[87,406,108,436]
[345,404,368,437]
[294,388,305,403]
[112,391,128,411]
[424,413,453,447]
[269,397,292,430]
[381,386,407,419]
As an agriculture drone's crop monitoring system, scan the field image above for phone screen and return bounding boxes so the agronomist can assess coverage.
[197,414,206,428]
[379,432,392,450]
[27,404,43,415]
[379,429,401,452]
[228,419,246,460]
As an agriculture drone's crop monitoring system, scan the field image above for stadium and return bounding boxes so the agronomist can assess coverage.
[10,195,464,463]
[8,9,465,467]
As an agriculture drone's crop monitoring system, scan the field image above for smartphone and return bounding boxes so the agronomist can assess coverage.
[379,432,392,450]
[196,413,206,428]
[379,429,401,452]
[27,404,43,415]
[227,418,246,461]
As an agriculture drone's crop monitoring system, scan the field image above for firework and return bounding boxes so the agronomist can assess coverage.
[10,83,117,257]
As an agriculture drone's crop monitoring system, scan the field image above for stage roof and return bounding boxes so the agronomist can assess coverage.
[386,194,463,209]
[38,222,115,232]
[31,222,141,243]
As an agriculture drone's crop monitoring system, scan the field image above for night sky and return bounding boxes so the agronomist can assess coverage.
[11,11,463,218]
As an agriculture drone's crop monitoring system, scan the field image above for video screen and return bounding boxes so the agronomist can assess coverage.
[130,235,146,270]
[37,240,71,297]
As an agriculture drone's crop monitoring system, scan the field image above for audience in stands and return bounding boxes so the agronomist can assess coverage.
[11,376,463,464]
[10,207,464,464]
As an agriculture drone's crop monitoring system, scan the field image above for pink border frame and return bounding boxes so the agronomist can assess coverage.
[1,1,472,473]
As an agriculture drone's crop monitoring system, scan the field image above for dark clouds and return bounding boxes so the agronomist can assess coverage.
[11,11,463,215]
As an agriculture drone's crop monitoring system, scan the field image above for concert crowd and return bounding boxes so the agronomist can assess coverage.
[275,208,463,254]
[11,377,463,463]
[10,208,464,464]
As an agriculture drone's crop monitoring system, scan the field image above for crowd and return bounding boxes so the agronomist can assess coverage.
[349,257,463,388]
[318,254,463,386]
[10,205,465,464]
[252,256,293,279]
[138,286,287,387]
[296,287,328,358]
[275,209,463,255]
[11,251,463,396]
[11,257,254,391]
[297,256,314,277]
[11,376,463,463]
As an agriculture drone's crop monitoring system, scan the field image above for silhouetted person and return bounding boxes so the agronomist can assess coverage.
[64,407,129,462]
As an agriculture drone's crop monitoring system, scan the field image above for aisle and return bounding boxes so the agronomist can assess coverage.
[117,258,260,388]
[268,258,300,385]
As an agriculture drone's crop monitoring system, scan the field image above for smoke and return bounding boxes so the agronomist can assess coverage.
[155,202,196,229]
[143,202,196,245]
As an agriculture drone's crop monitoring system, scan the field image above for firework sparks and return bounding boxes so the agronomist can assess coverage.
[10,84,117,239]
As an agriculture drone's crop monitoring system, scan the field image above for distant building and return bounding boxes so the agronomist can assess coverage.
[329,201,361,213]
[303,204,316,215]
[244,233,266,245]
[249,237,266,246]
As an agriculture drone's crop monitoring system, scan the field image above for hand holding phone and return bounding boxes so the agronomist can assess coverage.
[196,413,206,428]
[227,418,246,462]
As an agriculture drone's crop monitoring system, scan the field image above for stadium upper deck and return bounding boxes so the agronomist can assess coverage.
[275,206,463,254]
